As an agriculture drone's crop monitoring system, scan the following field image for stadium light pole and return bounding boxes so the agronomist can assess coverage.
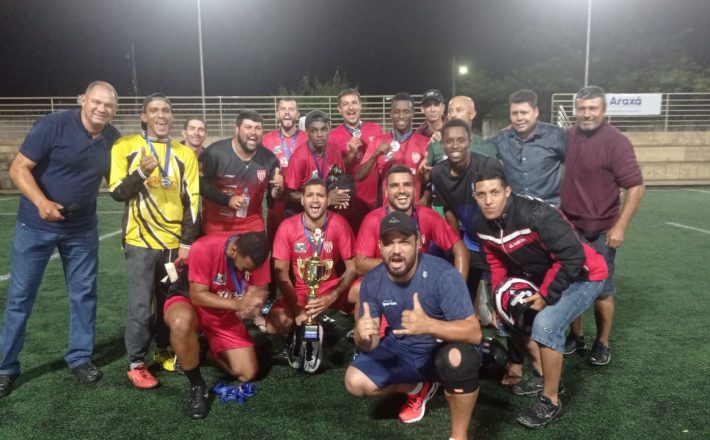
[197,0,207,120]
[451,57,469,97]
[584,0,592,87]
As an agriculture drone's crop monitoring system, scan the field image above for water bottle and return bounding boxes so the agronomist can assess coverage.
[235,187,250,218]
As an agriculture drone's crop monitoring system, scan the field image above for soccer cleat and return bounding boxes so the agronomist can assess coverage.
[563,334,587,355]
[512,371,564,397]
[399,382,439,423]
[516,393,563,429]
[127,364,159,389]
[589,341,611,366]
[302,323,324,374]
[70,362,103,384]
[287,327,304,370]
[187,384,209,419]
[0,373,19,398]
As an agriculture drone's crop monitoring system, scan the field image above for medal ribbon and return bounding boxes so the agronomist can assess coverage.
[344,121,362,136]
[278,129,298,161]
[143,131,172,180]
[301,214,330,257]
[224,235,246,297]
[309,143,327,179]
[391,130,414,144]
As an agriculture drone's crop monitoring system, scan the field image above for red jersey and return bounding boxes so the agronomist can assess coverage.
[355,206,461,259]
[272,212,354,296]
[330,122,383,210]
[262,129,308,170]
[284,142,345,191]
[188,233,271,301]
[361,131,429,202]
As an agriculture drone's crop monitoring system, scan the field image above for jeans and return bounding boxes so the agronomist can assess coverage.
[531,281,603,353]
[0,222,99,374]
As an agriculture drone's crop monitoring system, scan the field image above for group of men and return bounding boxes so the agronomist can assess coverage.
[0,80,644,437]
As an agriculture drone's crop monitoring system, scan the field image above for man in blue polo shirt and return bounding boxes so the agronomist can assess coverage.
[0,81,120,397]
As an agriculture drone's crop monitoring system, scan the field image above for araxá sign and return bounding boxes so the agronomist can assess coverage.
[604,93,663,116]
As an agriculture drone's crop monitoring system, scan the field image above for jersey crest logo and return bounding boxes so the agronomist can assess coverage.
[323,241,333,253]
[214,273,225,285]
[411,152,421,163]
[280,157,289,167]
[295,242,306,252]
[274,146,282,153]
[257,169,267,182]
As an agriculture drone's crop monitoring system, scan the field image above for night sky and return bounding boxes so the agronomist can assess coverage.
[1,0,709,97]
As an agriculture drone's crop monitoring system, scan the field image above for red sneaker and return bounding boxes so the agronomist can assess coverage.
[399,382,439,423]
[127,364,159,389]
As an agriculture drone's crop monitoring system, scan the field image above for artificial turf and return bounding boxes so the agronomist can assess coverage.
[0,189,708,439]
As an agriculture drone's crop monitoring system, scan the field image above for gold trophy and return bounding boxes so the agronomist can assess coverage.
[296,228,333,341]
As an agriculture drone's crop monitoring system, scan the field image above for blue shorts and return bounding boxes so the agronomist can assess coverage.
[351,336,436,389]
[578,229,616,296]
[531,281,604,352]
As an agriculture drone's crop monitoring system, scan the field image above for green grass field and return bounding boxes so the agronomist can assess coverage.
[0,189,708,439]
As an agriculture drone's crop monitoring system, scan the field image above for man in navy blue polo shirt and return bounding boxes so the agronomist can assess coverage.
[0,81,120,397]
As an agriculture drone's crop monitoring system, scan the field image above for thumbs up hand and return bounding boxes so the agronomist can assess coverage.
[139,146,159,176]
[393,293,431,336]
[356,301,379,343]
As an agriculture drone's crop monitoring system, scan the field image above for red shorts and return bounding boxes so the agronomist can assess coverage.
[164,296,253,356]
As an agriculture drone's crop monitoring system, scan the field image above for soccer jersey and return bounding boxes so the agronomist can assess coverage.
[262,129,308,170]
[361,131,429,203]
[109,133,199,249]
[189,233,271,299]
[330,122,383,210]
[272,212,354,299]
[355,206,460,259]
[200,139,280,235]
[284,142,345,191]
[430,154,502,252]
[359,254,474,355]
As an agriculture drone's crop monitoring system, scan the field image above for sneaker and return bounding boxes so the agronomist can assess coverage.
[302,323,324,374]
[71,362,103,384]
[187,384,209,419]
[287,327,304,369]
[589,341,611,366]
[0,373,19,398]
[127,364,159,389]
[399,382,440,423]
[512,371,564,397]
[563,334,587,355]
[516,393,563,429]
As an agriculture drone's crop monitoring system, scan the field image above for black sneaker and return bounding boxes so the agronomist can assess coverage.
[589,341,611,366]
[512,371,564,396]
[71,362,103,384]
[287,327,304,369]
[187,384,209,419]
[516,393,563,429]
[0,373,19,398]
[563,334,587,355]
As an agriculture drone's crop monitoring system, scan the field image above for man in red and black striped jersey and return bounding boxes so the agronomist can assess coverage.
[200,110,284,235]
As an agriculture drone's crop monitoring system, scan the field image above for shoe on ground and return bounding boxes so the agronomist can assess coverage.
[0,373,19,397]
[563,334,587,355]
[287,327,304,370]
[127,364,159,389]
[516,393,563,429]
[589,340,611,366]
[187,384,209,419]
[512,371,564,397]
[71,362,103,384]
[399,382,439,423]
[302,323,324,374]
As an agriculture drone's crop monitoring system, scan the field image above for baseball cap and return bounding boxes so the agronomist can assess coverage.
[379,211,418,239]
[304,110,331,128]
[421,89,444,105]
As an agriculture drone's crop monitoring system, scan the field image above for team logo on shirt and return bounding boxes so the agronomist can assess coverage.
[295,242,306,252]
[382,300,397,307]
[280,157,289,167]
[257,169,267,182]
[411,152,421,163]
[214,273,225,285]
[323,241,333,253]
[274,146,282,154]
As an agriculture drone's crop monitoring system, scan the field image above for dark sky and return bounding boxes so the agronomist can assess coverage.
[1,0,708,97]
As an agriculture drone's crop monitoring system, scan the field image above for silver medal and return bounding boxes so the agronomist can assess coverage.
[390,140,400,152]
[352,129,361,138]
[161,177,171,188]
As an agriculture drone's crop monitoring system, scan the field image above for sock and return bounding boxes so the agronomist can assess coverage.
[407,382,423,396]
[129,362,144,370]
[184,367,206,388]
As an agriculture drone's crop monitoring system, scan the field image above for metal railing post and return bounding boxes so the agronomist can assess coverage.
[219,97,224,138]
[664,93,670,132]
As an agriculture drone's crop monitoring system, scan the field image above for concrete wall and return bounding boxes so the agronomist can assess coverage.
[1,132,709,191]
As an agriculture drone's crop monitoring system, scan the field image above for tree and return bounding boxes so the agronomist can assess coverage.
[276,68,356,96]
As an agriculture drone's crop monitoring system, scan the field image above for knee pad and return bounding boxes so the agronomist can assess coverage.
[435,342,480,394]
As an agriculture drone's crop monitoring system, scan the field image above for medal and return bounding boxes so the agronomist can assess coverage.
[385,152,393,161]
[390,140,400,152]
[352,129,361,138]
[161,177,171,188]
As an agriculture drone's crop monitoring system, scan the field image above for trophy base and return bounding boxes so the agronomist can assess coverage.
[303,323,320,341]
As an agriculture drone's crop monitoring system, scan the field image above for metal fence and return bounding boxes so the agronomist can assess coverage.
[552,92,710,131]
[0,95,427,140]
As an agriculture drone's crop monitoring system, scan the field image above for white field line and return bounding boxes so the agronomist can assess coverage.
[666,222,710,235]
[0,229,122,282]
[0,198,16,202]
[646,188,710,193]
[688,189,710,194]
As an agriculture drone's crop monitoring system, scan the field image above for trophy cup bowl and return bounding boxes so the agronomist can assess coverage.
[297,255,333,340]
